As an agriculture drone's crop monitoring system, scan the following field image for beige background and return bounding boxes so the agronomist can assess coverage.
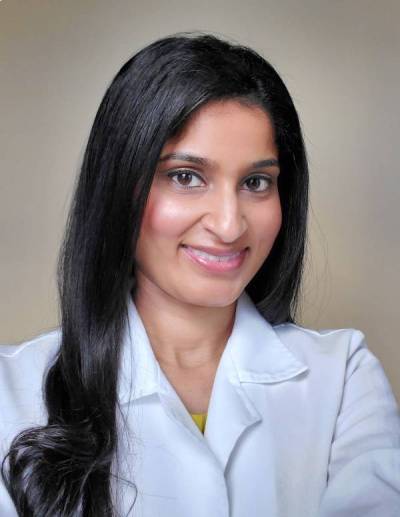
[1,1,399,401]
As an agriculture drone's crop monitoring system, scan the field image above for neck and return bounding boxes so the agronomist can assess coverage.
[132,279,237,370]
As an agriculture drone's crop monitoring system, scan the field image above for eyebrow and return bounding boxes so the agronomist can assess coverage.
[158,152,279,169]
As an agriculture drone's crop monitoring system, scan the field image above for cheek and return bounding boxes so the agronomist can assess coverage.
[140,193,194,243]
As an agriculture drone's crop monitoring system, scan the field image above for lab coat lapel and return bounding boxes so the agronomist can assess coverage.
[203,348,263,472]
[118,293,207,441]
[204,291,309,473]
[118,293,161,405]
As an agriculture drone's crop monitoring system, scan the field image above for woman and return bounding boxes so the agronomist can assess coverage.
[1,32,399,517]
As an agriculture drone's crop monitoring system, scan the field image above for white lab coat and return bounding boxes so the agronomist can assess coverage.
[1,290,399,516]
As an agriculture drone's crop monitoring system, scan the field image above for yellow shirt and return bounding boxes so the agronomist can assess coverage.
[191,413,207,434]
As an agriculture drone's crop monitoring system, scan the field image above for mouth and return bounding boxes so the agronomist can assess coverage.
[180,244,249,273]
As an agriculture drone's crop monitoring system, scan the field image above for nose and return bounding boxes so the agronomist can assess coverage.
[201,187,248,243]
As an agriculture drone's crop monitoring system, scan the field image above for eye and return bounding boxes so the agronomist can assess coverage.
[167,170,205,189]
[242,175,273,192]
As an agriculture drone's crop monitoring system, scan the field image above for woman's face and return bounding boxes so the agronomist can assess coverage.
[134,99,282,307]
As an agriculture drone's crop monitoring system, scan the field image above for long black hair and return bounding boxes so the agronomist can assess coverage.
[1,31,308,516]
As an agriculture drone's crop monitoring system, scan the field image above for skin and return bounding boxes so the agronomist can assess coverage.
[133,99,282,412]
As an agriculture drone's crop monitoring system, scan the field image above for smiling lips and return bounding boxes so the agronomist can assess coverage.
[181,244,248,272]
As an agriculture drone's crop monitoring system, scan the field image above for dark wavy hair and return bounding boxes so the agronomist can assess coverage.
[1,31,308,516]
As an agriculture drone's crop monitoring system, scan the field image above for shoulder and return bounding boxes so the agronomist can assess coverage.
[0,327,61,397]
[0,329,61,437]
[273,322,369,357]
[272,323,384,383]
[271,322,399,426]
[273,321,365,348]
[0,327,61,377]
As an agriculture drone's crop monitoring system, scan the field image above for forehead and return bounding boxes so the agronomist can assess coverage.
[162,99,277,160]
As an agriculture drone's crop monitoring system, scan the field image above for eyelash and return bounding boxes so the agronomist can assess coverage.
[166,170,274,193]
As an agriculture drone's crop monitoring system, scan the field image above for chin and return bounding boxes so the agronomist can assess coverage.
[181,286,243,309]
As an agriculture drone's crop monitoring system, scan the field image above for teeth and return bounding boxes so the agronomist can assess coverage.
[187,247,241,262]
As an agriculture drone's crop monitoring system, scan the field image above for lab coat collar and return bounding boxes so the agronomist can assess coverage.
[118,290,309,406]
[118,290,309,473]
